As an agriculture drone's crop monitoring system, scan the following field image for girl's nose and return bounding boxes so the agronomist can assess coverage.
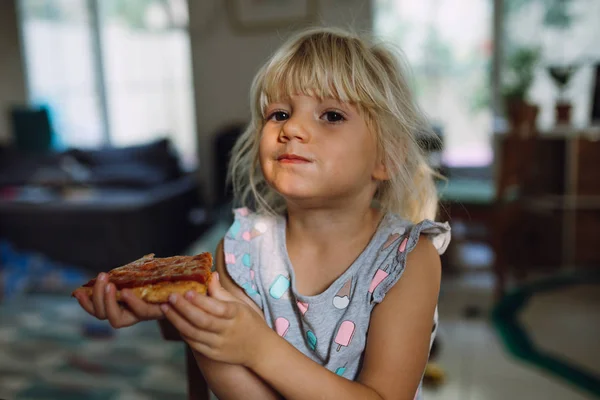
[279,115,310,142]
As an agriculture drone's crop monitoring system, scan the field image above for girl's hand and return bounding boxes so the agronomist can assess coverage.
[73,272,163,328]
[161,273,273,367]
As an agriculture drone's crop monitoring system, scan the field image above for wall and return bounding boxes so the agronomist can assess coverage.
[188,0,373,204]
[0,0,27,143]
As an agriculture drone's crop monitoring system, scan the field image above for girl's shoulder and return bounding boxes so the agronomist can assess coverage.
[366,213,451,304]
[222,208,278,308]
[226,207,279,240]
[382,213,451,255]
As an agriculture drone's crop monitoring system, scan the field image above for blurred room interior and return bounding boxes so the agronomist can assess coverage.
[0,0,598,399]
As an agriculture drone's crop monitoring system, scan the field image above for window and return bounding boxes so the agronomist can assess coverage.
[503,0,600,131]
[374,0,494,167]
[18,0,197,168]
[19,0,104,148]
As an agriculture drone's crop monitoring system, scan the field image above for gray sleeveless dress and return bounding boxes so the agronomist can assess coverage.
[224,207,451,399]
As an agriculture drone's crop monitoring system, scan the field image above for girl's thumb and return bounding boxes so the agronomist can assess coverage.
[208,272,232,301]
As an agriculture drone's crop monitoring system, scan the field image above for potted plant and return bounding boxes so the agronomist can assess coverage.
[547,64,578,124]
[502,46,541,134]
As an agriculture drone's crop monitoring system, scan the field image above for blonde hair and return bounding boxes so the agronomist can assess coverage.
[228,27,440,223]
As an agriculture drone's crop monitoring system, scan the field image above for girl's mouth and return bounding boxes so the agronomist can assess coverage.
[277,154,311,164]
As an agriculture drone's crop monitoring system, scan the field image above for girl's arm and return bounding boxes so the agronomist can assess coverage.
[248,236,441,400]
[194,240,281,400]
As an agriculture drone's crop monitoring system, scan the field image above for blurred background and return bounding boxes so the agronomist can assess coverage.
[0,0,599,399]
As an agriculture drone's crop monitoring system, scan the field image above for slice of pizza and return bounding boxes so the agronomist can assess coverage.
[73,252,213,303]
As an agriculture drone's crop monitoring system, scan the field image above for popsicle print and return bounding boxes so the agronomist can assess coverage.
[224,253,236,265]
[227,220,241,238]
[269,275,290,299]
[398,237,408,253]
[335,365,347,376]
[241,282,258,297]
[333,278,352,309]
[334,320,355,351]
[235,207,250,216]
[368,268,389,294]
[306,330,317,351]
[242,253,252,267]
[275,317,290,337]
[297,301,309,315]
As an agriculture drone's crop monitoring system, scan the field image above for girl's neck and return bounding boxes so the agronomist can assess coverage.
[284,202,384,249]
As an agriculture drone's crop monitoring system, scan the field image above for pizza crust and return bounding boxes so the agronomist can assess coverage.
[77,280,208,304]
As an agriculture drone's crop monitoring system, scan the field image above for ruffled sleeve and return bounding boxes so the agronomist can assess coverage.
[371,219,451,304]
[223,207,263,309]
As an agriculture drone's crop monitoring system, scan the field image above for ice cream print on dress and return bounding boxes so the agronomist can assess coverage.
[224,253,236,264]
[382,229,405,249]
[334,364,347,376]
[269,274,290,299]
[334,320,356,351]
[235,207,249,216]
[242,220,268,241]
[306,330,317,351]
[242,253,252,267]
[333,278,352,309]
[297,300,309,315]
[398,237,408,253]
[368,267,389,295]
[275,317,290,337]
[227,220,241,238]
[241,282,259,297]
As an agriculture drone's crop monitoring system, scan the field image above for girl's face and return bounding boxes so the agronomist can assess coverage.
[259,94,388,206]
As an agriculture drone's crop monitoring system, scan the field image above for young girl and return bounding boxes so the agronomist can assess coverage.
[75,27,450,400]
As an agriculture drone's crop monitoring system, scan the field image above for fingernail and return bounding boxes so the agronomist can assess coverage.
[105,283,111,294]
[185,291,195,300]
[169,294,177,304]
[160,304,169,313]
[98,273,107,282]
[215,272,220,281]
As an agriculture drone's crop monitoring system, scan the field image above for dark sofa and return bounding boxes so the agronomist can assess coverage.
[0,139,209,273]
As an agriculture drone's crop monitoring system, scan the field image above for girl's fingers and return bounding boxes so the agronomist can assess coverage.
[121,290,164,320]
[104,283,136,328]
[163,294,226,333]
[161,303,222,344]
[74,290,96,316]
[92,273,109,319]
[187,341,219,361]
[186,291,235,319]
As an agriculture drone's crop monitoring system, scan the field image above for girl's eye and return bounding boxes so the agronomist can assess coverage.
[321,111,345,123]
[267,111,289,121]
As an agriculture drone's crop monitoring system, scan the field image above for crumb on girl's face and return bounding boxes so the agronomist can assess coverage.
[259,94,388,206]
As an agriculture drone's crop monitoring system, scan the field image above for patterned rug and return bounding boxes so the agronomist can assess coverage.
[0,293,188,400]
[0,212,233,400]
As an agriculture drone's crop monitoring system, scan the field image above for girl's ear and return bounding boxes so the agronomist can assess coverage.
[372,159,390,181]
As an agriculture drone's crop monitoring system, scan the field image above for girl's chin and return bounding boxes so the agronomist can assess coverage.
[275,188,317,200]
[269,184,321,202]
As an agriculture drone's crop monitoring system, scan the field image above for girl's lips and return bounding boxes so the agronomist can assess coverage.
[277,154,311,163]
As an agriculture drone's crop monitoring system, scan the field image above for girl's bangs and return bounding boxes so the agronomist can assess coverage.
[258,39,376,114]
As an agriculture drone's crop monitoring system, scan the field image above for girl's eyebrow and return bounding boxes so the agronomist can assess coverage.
[321,98,355,113]
[265,98,291,108]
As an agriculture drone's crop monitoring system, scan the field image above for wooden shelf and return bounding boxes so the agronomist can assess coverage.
[497,132,600,268]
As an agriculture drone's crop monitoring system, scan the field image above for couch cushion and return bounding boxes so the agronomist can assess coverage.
[71,139,182,181]
[87,164,171,188]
